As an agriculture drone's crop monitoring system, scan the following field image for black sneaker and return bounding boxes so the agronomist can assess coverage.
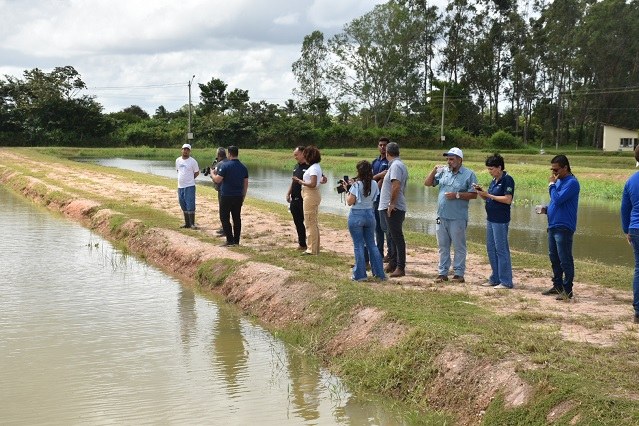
[542,287,560,296]
[451,275,465,283]
[556,291,573,301]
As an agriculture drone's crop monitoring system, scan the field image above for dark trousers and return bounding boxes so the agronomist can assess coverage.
[380,209,406,270]
[290,198,306,248]
[219,195,244,244]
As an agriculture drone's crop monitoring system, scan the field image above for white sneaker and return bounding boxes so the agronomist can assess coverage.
[480,282,498,287]
[493,284,512,289]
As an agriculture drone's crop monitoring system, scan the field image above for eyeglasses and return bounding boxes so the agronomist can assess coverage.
[550,167,563,172]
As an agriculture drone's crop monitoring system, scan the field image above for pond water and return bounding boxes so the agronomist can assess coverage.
[89,158,631,267]
[0,186,411,424]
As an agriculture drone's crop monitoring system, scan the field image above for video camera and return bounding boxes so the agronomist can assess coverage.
[201,160,218,176]
[336,175,350,194]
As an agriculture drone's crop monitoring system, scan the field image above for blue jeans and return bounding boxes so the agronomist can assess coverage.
[437,218,468,276]
[348,209,386,280]
[629,231,639,316]
[548,227,575,294]
[486,221,513,287]
[177,185,196,212]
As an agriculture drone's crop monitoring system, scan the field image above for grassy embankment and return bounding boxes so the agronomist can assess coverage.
[7,147,639,424]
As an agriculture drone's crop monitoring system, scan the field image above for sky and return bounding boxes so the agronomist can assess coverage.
[0,0,430,115]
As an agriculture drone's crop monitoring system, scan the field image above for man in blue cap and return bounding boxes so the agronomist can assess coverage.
[425,147,477,283]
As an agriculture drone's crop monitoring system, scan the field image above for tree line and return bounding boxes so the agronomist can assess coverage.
[1,0,637,149]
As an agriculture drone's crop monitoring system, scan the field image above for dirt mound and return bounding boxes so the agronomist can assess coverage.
[325,306,409,356]
[427,347,534,425]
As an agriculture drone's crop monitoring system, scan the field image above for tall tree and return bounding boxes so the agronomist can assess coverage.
[570,0,639,146]
[1,66,108,145]
[440,0,477,85]
[198,77,227,114]
[328,1,422,126]
[226,88,250,116]
[292,31,333,104]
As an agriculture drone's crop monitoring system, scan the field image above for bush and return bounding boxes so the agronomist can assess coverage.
[490,130,522,149]
[444,128,486,149]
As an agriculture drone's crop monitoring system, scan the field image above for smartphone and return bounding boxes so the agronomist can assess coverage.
[343,175,349,182]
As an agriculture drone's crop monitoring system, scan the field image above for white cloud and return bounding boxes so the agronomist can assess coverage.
[273,13,300,26]
[0,0,445,114]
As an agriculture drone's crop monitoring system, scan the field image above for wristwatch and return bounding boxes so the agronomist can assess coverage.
[456,192,460,199]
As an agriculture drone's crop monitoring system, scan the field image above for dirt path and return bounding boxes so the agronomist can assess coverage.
[3,150,636,349]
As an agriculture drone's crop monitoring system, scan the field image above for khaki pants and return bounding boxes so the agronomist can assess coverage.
[302,186,321,254]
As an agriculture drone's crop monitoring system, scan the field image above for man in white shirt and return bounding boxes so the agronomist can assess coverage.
[176,143,199,228]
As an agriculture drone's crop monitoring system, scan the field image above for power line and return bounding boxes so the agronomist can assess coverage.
[561,85,639,96]
[88,82,185,90]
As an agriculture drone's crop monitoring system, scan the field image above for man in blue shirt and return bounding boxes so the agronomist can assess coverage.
[539,155,580,300]
[212,146,249,246]
[372,137,390,260]
[425,147,477,283]
[621,146,639,323]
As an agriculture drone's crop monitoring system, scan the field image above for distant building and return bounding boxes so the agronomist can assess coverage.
[602,124,639,152]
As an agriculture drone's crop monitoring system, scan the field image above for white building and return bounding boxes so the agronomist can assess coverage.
[602,124,639,152]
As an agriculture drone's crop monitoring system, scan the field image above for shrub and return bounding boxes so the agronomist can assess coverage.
[490,130,522,149]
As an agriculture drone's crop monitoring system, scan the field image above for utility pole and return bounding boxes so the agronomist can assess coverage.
[440,83,446,144]
[187,75,195,140]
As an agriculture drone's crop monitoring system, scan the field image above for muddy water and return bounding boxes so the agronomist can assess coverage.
[0,186,410,424]
[90,158,630,267]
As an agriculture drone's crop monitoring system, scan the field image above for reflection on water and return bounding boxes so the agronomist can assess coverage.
[0,186,411,424]
[89,158,632,267]
[212,304,248,395]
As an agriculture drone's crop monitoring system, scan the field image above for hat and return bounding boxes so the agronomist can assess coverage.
[443,147,463,159]
[181,143,191,150]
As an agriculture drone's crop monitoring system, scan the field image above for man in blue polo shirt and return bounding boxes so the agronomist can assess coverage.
[425,147,477,283]
[538,154,580,300]
[372,137,390,259]
[212,146,249,246]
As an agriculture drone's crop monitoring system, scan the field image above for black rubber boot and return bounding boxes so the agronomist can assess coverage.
[188,212,196,229]
[180,211,190,228]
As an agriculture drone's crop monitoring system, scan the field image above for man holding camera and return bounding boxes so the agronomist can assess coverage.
[212,146,249,246]
[378,142,408,277]
[209,147,228,236]
[176,143,200,229]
